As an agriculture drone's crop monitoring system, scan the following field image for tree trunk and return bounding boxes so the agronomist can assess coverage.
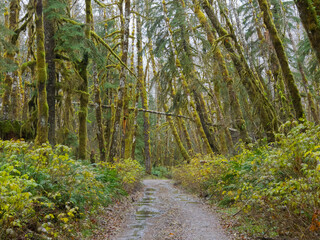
[137,14,152,174]
[192,1,250,144]
[2,0,20,120]
[130,88,140,160]
[288,31,319,124]
[44,0,56,145]
[258,0,304,120]
[295,0,320,65]
[163,0,217,154]
[94,71,107,162]
[148,41,191,161]
[77,0,92,159]
[109,0,130,162]
[35,0,49,145]
[201,0,278,141]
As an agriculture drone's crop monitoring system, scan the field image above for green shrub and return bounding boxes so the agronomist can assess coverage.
[0,140,142,239]
[152,166,172,178]
[173,122,320,239]
[100,158,144,193]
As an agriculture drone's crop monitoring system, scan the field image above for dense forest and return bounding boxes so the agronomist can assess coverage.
[1,0,320,239]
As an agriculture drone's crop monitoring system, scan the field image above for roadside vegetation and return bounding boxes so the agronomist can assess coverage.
[0,140,143,239]
[173,121,320,239]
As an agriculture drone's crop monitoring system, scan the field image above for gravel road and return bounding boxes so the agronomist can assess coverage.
[113,179,231,240]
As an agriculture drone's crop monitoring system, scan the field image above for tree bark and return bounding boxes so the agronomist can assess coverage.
[137,14,152,174]
[44,0,56,145]
[2,0,20,120]
[94,71,107,162]
[35,0,49,145]
[109,0,130,162]
[77,0,92,159]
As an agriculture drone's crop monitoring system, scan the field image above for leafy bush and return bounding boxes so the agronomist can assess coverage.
[100,158,144,193]
[0,140,142,239]
[152,166,172,178]
[173,122,320,239]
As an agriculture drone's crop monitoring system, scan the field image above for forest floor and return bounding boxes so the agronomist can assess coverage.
[107,179,233,240]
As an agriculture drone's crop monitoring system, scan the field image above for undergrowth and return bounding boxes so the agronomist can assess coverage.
[173,121,320,239]
[151,166,172,178]
[0,140,143,239]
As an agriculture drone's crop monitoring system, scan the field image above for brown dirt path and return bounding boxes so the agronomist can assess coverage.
[112,179,231,240]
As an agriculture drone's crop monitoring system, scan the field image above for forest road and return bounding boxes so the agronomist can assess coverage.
[113,179,231,240]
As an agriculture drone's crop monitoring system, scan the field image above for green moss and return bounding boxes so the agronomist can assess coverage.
[0,120,22,140]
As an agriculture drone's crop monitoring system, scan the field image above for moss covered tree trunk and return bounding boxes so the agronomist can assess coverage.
[148,41,191,161]
[9,0,20,120]
[163,0,217,154]
[76,54,89,159]
[94,71,106,162]
[192,1,250,144]
[35,0,49,145]
[77,0,92,159]
[137,15,151,174]
[170,79,194,157]
[109,0,130,162]
[44,0,56,145]
[130,87,140,160]
[288,31,319,124]
[2,7,12,121]
[201,0,278,141]
[120,0,131,159]
[312,0,320,16]
[257,0,304,120]
[2,0,20,120]
[125,21,136,159]
[179,4,228,153]
[295,0,320,65]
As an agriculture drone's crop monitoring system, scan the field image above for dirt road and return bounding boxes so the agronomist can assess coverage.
[113,179,231,240]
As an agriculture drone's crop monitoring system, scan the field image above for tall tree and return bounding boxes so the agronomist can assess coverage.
[137,13,151,174]
[35,0,49,145]
[295,0,320,65]
[109,0,131,162]
[201,0,278,141]
[257,0,304,120]
[44,0,56,145]
[2,0,20,120]
[77,0,92,159]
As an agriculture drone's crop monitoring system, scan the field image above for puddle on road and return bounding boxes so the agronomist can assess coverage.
[116,187,159,240]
